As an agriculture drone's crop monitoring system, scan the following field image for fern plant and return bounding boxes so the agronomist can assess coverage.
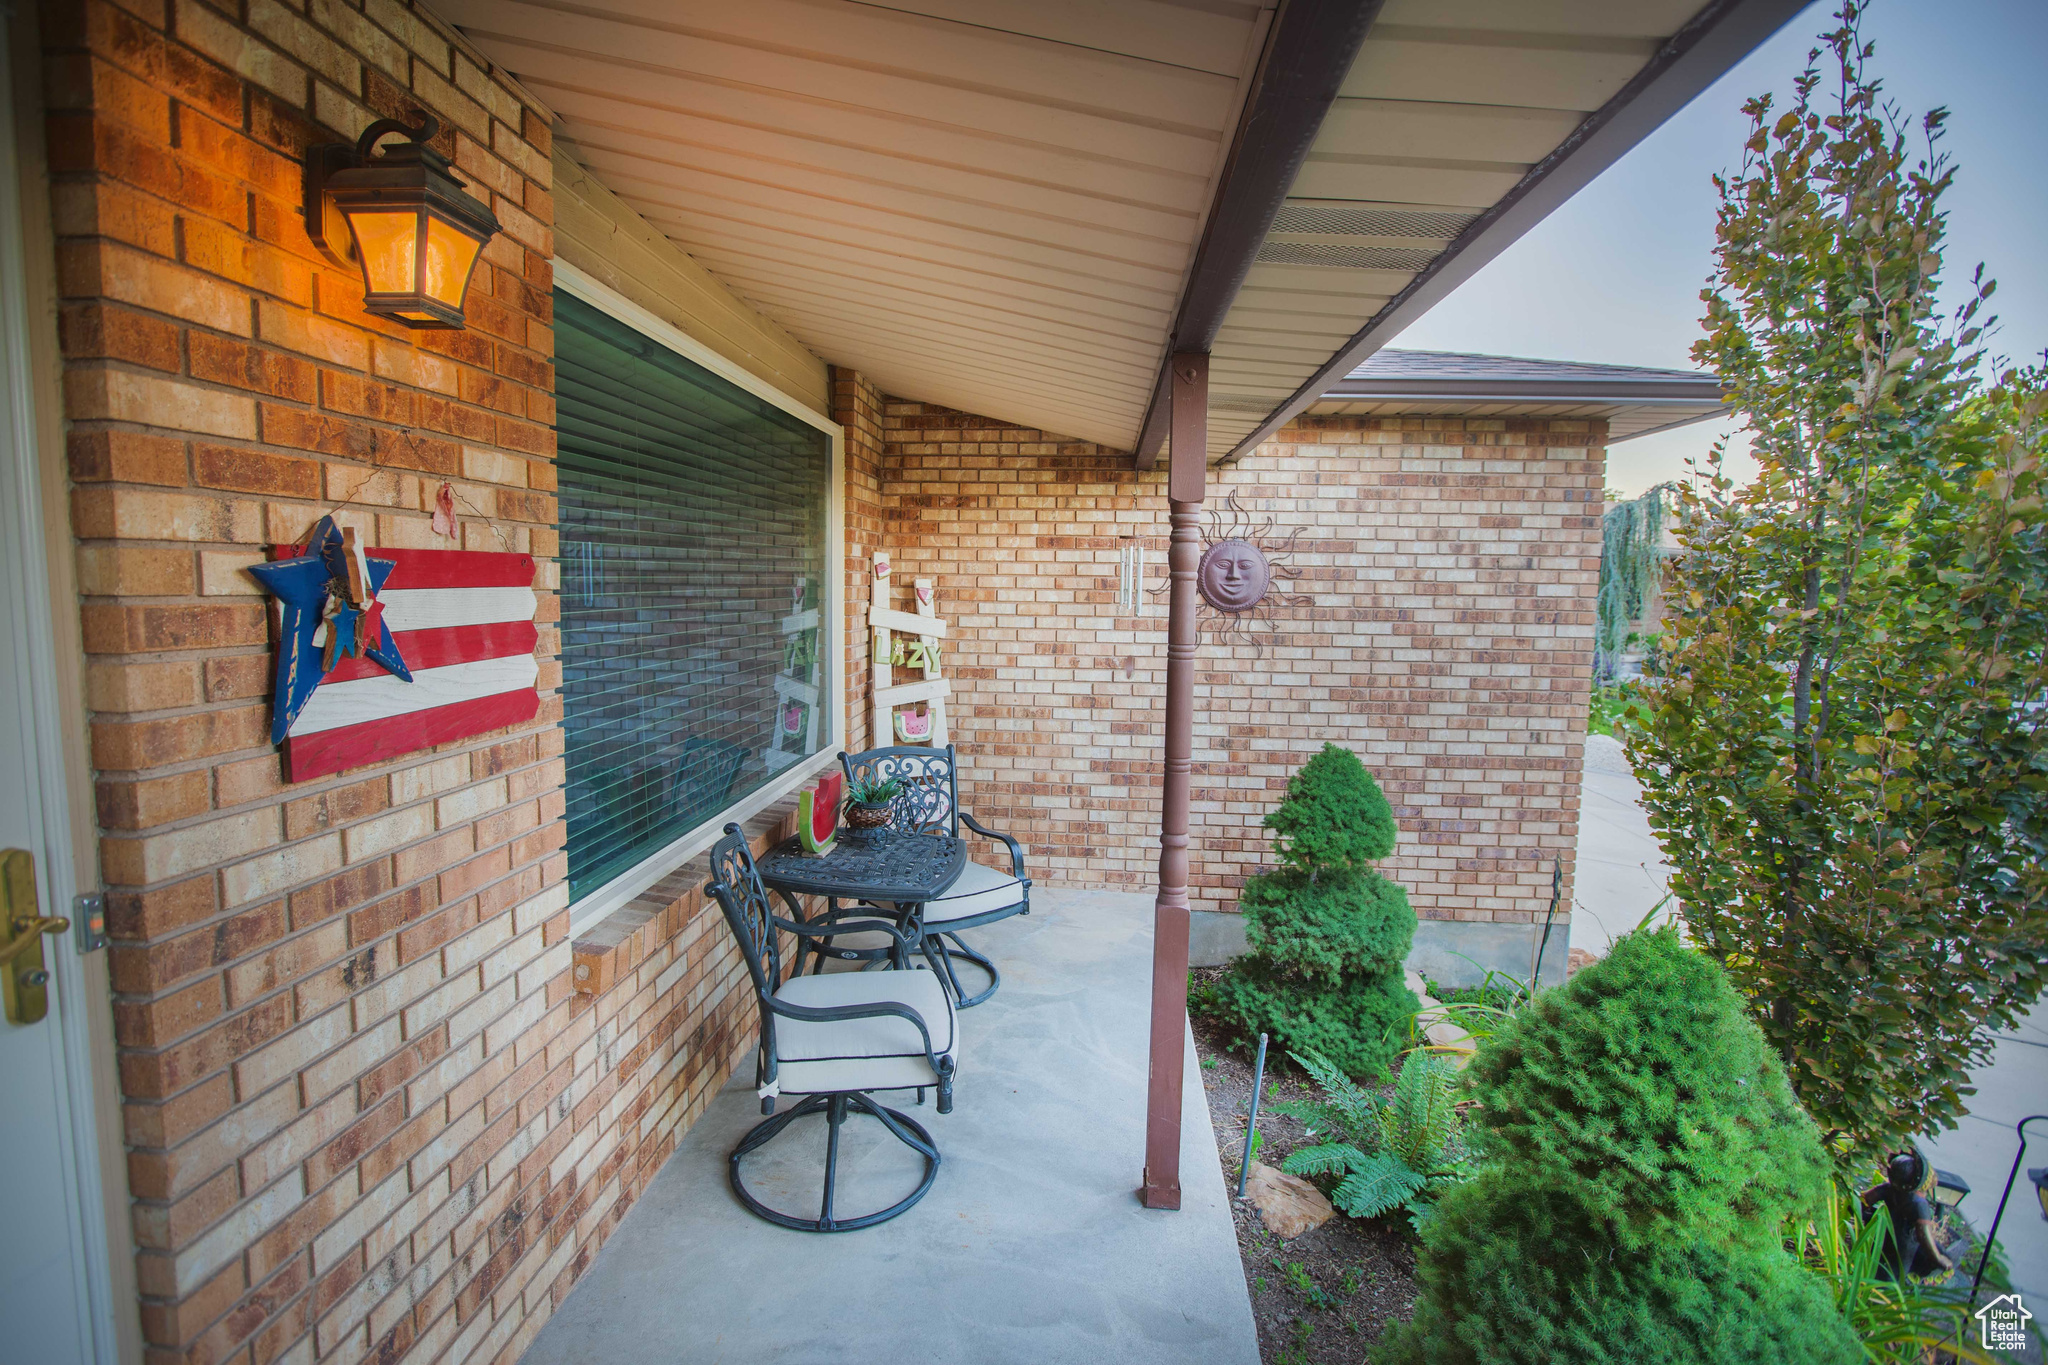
[1274,1047,1470,1230]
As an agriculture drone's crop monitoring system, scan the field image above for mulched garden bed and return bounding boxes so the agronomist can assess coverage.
[1192,975,1420,1363]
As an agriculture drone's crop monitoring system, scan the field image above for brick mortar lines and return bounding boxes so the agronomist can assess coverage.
[870,399,1602,926]
[39,3,602,1364]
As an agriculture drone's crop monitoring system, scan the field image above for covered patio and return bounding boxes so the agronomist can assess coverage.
[2,1,1808,1363]
[522,888,1257,1365]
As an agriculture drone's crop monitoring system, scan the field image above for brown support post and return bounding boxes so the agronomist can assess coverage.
[1141,352,1207,1210]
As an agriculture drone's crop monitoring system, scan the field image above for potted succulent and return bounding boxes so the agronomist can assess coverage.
[843,776,902,834]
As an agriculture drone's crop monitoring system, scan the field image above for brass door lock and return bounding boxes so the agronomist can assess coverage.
[1,850,69,1025]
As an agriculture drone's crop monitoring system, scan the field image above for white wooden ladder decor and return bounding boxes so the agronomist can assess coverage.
[868,551,948,747]
[768,575,821,773]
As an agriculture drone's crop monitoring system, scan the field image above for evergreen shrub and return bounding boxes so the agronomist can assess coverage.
[1206,743,1417,1077]
[1375,928,1859,1365]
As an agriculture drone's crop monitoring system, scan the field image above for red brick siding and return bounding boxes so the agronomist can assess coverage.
[41,4,591,1363]
[875,401,1602,924]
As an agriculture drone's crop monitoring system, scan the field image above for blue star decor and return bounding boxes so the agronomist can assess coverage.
[249,515,411,745]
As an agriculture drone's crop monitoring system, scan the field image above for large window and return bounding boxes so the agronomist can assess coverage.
[554,288,834,903]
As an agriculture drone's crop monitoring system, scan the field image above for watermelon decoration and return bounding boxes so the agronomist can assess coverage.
[782,700,807,737]
[894,707,932,743]
[798,770,842,854]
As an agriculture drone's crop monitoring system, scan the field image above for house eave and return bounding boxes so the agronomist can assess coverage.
[1216,0,1811,463]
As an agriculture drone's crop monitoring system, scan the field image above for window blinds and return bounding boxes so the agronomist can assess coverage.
[554,292,831,901]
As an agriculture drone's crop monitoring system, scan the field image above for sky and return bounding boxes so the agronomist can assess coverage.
[1389,0,2048,497]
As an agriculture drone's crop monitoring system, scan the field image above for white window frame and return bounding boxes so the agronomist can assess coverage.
[554,260,845,936]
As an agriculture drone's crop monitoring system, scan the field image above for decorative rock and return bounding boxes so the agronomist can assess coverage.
[1409,985,1475,1068]
[1567,947,1598,976]
[1423,1014,1475,1066]
[1241,1160,1334,1239]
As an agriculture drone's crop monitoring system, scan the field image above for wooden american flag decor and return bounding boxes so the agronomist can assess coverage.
[258,527,540,783]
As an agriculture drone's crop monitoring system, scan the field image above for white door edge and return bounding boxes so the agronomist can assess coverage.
[0,15,121,1365]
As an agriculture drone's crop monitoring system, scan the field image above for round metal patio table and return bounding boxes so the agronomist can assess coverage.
[754,830,968,976]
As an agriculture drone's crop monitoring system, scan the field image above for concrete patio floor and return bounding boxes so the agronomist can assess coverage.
[521,888,1258,1365]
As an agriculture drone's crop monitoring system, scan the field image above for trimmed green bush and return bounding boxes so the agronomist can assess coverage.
[1379,1183,1858,1365]
[1266,742,1400,869]
[1469,922,1829,1252]
[1204,744,1416,1077]
[1375,928,1858,1364]
[1210,965,1417,1079]
[1239,867,1411,982]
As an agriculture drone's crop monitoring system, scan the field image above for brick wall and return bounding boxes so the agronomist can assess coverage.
[875,400,1603,926]
[37,2,1605,1354]
[39,3,605,1363]
[834,366,885,756]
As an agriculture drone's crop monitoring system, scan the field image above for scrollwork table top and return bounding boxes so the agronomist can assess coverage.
[755,830,967,905]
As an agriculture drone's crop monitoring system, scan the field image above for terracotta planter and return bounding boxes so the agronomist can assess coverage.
[844,801,894,833]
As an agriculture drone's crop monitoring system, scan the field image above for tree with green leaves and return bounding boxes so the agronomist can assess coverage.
[1626,3,2048,1155]
[1375,928,1859,1365]
[1204,743,1418,1076]
[1596,485,1670,679]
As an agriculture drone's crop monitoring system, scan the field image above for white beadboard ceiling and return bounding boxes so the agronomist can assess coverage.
[437,0,1749,456]
[432,0,1275,446]
[1204,0,1714,458]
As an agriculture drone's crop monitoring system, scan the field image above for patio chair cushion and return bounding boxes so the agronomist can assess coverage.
[919,859,1025,926]
[772,967,958,1096]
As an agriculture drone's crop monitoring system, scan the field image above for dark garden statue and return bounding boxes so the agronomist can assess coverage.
[1203,743,1418,1077]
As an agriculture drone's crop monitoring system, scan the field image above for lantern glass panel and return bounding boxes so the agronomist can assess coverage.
[347,210,421,294]
[423,213,483,308]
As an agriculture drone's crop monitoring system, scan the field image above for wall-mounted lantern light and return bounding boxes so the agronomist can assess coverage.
[303,114,499,330]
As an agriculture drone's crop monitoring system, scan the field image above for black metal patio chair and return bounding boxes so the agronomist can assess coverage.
[836,744,1030,1008]
[706,824,958,1232]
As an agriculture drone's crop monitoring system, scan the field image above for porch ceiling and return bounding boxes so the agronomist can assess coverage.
[435,0,1801,458]
[430,0,1276,448]
[1202,0,1807,461]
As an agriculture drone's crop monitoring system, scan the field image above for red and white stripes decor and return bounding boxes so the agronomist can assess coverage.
[273,546,540,782]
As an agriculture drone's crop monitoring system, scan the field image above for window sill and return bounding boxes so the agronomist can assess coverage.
[568,791,805,1003]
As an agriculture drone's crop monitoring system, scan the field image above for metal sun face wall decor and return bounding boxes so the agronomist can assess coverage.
[1155,495,1312,654]
[1199,537,1273,613]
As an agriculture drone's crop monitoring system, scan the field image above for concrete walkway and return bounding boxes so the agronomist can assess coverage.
[1920,1008,2048,1301]
[1572,732,2047,1300]
[1568,734,1675,957]
[520,889,1258,1365]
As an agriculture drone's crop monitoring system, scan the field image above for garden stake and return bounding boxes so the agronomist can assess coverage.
[1531,859,1561,985]
[1968,1113,2046,1307]
[1237,1032,1269,1198]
